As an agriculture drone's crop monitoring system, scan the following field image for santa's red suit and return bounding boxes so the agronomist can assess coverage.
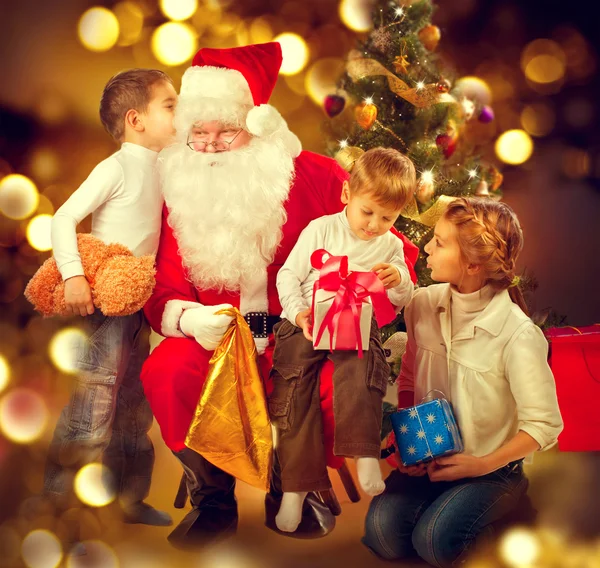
[141,43,418,472]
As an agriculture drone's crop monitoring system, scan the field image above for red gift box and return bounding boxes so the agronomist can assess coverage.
[545,325,600,451]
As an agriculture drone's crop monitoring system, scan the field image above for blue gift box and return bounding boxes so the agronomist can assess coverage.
[390,398,464,466]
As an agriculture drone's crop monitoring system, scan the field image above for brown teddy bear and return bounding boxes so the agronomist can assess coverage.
[25,233,156,317]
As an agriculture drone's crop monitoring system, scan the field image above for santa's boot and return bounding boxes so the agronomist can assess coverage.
[264,451,335,539]
[168,448,238,550]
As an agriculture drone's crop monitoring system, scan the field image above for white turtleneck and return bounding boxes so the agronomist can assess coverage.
[51,142,164,280]
[450,284,496,338]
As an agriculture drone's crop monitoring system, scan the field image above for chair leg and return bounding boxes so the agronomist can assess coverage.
[174,471,188,509]
[318,488,342,516]
[337,460,361,503]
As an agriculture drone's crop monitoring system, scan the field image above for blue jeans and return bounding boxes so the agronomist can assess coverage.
[363,461,528,568]
[43,310,154,508]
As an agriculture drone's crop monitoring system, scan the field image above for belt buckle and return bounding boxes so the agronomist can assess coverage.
[244,311,268,338]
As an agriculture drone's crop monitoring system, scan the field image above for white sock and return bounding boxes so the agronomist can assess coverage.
[355,457,385,496]
[275,491,308,533]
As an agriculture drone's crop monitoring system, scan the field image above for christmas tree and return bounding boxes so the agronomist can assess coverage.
[325,0,502,293]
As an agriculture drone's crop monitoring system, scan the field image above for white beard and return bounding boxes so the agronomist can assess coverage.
[159,136,294,293]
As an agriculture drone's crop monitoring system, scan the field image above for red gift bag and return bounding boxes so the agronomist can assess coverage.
[545,325,600,451]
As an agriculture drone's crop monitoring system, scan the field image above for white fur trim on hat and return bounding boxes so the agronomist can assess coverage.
[246,104,302,158]
[174,65,254,136]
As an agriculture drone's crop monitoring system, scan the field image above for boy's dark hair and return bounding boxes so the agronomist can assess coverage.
[99,69,172,141]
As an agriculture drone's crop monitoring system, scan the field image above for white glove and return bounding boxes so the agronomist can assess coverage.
[179,303,234,350]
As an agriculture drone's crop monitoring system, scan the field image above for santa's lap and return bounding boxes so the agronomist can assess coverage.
[141,336,344,469]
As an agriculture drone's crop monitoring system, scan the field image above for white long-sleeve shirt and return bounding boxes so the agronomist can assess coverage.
[51,143,163,280]
[398,284,563,458]
[277,209,414,325]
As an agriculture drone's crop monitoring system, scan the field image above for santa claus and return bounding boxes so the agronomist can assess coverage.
[141,42,417,548]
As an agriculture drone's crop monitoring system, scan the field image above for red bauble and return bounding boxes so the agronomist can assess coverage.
[324,95,345,118]
[436,132,457,158]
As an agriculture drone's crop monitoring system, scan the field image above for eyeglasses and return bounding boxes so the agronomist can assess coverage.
[186,129,244,152]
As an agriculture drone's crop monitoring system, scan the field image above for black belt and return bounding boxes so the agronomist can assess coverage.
[244,312,281,338]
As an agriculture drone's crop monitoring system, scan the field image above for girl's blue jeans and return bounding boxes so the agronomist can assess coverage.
[363,460,528,568]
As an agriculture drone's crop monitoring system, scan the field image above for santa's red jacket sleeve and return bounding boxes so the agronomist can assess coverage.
[144,205,200,336]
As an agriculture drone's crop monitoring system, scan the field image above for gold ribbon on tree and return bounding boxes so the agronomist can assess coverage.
[400,195,456,227]
[347,57,442,108]
[185,307,272,491]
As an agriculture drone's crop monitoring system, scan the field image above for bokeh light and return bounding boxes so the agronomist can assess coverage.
[305,58,346,105]
[453,76,492,105]
[498,527,541,567]
[525,54,566,84]
[520,103,556,137]
[249,17,273,44]
[78,7,120,52]
[21,530,63,568]
[26,214,53,252]
[0,388,49,444]
[274,33,310,76]
[0,174,39,220]
[339,0,373,32]
[160,0,197,21]
[562,148,591,179]
[151,22,197,66]
[74,464,116,507]
[113,2,144,47]
[28,148,60,184]
[48,328,87,374]
[0,354,10,393]
[495,129,534,165]
[66,540,118,568]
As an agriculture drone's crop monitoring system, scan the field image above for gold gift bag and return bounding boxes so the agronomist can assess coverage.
[185,308,272,491]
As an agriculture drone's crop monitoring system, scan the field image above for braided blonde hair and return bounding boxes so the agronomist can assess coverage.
[443,197,528,314]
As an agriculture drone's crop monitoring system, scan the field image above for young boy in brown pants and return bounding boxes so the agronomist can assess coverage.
[270,147,416,532]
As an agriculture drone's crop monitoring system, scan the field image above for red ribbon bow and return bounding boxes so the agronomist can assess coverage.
[310,249,396,357]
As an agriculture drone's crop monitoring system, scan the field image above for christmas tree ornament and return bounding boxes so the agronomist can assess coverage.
[488,165,503,190]
[393,54,410,75]
[436,130,457,159]
[475,180,489,196]
[324,95,345,118]
[355,101,378,130]
[418,25,441,51]
[372,28,392,52]
[478,105,495,123]
[436,79,451,93]
[460,97,475,120]
[335,145,365,172]
[415,175,435,204]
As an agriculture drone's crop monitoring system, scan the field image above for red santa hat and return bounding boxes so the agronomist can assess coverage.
[174,42,301,157]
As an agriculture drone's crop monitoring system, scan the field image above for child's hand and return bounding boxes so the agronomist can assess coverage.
[371,263,401,289]
[295,308,313,341]
[64,275,94,317]
[395,448,428,477]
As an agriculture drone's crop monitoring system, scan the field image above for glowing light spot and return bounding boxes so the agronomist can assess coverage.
[339,0,373,32]
[21,530,62,568]
[274,33,309,76]
[26,214,53,252]
[159,0,197,21]
[499,528,540,567]
[78,7,120,52]
[495,130,534,165]
[0,389,49,444]
[48,328,88,374]
[74,464,116,507]
[0,174,39,220]
[151,22,197,66]
[0,355,10,393]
